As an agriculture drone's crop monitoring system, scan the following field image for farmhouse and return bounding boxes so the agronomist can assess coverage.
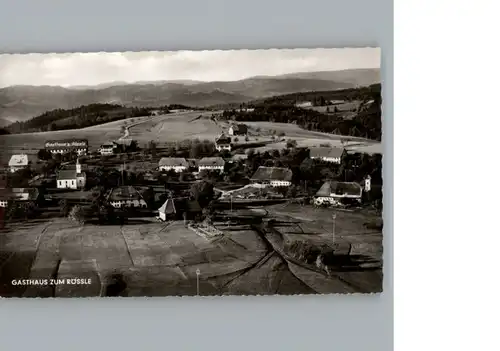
[8,154,29,173]
[228,123,248,136]
[250,166,293,187]
[0,188,40,207]
[215,133,232,152]
[158,157,189,173]
[107,186,147,209]
[56,159,86,190]
[198,157,225,173]
[45,139,88,155]
[310,147,345,164]
[314,181,363,206]
[295,101,313,108]
[98,142,116,155]
[157,197,202,221]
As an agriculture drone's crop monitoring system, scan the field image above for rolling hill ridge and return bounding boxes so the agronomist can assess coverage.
[0,68,380,122]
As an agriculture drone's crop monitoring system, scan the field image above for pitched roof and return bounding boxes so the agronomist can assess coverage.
[159,157,188,167]
[57,169,77,180]
[107,186,144,201]
[114,139,134,147]
[158,198,176,215]
[310,147,344,159]
[315,181,362,198]
[250,166,293,182]
[215,133,231,144]
[0,187,39,200]
[8,154,29,167]
[198,157,225,167]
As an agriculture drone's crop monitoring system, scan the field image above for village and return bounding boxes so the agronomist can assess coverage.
[1,118,377,224]
[0,115,382,296]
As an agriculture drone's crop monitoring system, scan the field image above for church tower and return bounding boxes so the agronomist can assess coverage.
[76,158,82,174]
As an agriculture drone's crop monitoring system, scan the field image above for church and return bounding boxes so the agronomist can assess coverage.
[56,159,87,190]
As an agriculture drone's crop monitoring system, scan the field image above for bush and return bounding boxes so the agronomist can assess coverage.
[286,139,298,148]
[68,205,85,224]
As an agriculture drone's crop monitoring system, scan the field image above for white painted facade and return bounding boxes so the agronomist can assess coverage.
[49,148,87,155]
[216,144,231,152]
[364,176,371,192]
[198,165,224,173]
[57,179,78,190]
[159,165,187,173]
[99,146,115,155]
[270,180,292,187]
[110,199,147,208]
[310,156,341,164]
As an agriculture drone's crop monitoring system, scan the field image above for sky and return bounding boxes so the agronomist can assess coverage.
[0,48,380,88]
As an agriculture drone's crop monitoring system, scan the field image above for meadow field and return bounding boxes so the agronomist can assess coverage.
[0,201,382,296]
[0,110,382,166]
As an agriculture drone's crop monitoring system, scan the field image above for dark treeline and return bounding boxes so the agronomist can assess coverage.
[219,84,382,141]
[6,104,156,134]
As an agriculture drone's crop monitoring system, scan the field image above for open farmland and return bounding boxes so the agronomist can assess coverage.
[126,111,223,145]
[0,200,382,296]
[0,111,215,161]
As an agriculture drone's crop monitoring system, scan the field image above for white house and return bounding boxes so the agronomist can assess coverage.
[8,154,29,173]
[198,157,225,173]
[158,157,189,173]
[250,166,293,187]
[215,133,232,152]
[98,143,116,155]
[314,181,363,206]
[295,101,313,108]
[56,159,86,190]
[364,175,371,192]
[309,147,344,164]
[45,139,88,155]
[0,188,40,207]
[107,186,147,209]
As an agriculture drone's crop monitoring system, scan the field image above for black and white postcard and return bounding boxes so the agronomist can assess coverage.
[0,48,383,297]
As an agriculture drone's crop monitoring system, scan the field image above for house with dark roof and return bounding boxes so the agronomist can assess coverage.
[56,159,86,189]
[158,157,189,173]
[107,186,147,209]
[250,166,293,187]
[45,139,88,155]
[309,147,345,164]
[215,133,232,152]
[0,188,40,208]
[198,157,225,173]
[228,123,248,136]
[98,142,116,155]
[314,181,363,206]
[8,154,29,173]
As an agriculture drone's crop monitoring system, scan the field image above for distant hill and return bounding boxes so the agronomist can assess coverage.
[0,68,380,122]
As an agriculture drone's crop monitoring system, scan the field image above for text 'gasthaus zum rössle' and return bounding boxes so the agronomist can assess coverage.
[11,278,92,286]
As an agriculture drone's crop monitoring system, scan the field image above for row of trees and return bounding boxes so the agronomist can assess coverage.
[6,104,154,134]
[221,85,382,141]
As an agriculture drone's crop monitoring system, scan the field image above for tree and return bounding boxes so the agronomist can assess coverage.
[234,137,239,143]
[59,199,70,217]
[37,149,52,161]
[189,181,214,208]
[245,135,249,142]
[286,139,298,148]
[68,205,85,224]
[286,186,298,198]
